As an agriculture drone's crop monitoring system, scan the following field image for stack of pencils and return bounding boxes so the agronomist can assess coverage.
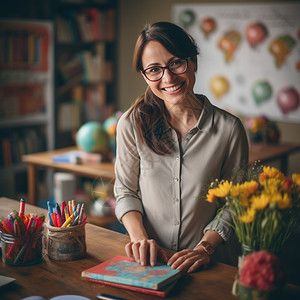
[47,200,86,228]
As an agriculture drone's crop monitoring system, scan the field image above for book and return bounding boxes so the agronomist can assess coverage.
[81,256,181,291]
[86,277,178,298]
[52,150,102,164]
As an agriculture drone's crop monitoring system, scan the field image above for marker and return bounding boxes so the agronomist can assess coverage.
[96,294,128,300]
[55,203,62,224]
[19,198,25,219]
[61,213,74,228]
[61,201,66,223]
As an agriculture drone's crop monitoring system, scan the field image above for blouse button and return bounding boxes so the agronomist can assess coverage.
[174,177,179,182]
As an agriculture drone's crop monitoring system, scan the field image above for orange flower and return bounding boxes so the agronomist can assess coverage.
[206,189,216,203]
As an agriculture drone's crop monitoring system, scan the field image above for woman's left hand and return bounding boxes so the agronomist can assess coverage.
[167,248,210,273]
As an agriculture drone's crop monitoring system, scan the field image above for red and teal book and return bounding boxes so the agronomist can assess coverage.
[81,256,181,291]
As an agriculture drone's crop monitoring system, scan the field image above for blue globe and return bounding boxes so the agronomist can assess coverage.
[76,122,109,153]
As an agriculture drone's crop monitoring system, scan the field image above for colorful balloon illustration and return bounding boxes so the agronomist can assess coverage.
[269,35,296,67]
[218,30,241,63]
[210,76,230,99]
[200,17,216,38]
[179,10,195,28]
[276,87,300,114]
[252,81,272,105]
[245,22,268,48]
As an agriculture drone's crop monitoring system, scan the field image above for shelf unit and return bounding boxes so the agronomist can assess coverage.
[54,0,118,148]
[0,19,54,200]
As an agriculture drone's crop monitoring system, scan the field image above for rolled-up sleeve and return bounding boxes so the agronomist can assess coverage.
[114,112,144,222]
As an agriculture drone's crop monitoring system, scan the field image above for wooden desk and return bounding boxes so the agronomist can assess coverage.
[0,197,234,300]
[1,197,300,300]
[249,142,300,173]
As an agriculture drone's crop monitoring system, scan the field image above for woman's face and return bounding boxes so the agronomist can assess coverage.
[141,40,197,110]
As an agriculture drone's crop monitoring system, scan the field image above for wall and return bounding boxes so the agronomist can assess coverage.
[117,0,300,175]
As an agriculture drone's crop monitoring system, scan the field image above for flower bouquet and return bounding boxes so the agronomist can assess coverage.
[206,165,300,256]
[206,165,300,299]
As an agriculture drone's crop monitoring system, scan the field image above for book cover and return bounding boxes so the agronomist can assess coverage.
[52,150,102,164]
[85,277,178,298]
[81,256,181,290]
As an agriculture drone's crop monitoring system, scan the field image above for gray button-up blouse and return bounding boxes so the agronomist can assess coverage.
[114,95,249,265]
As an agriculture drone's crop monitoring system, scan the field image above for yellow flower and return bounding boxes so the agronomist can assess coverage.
[240,181,259,195]
[292,174,300,186]
[230,184,241,197]
[238,207,256,223]
[206,189,216,203]
[214,181,232,198]
[251,194,270,210]
[260,166,285,182]
[262,178,281,194]
[272,192,292,209]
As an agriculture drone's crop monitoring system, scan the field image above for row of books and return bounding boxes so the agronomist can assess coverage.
[0,24,49,71]
[0,129,46,167]
[56,8,115,43]
[0,82,46,119]
[58,42,112,85]
[58,85,114,132]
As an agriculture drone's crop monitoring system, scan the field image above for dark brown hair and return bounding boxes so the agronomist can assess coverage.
[128,22,199,155]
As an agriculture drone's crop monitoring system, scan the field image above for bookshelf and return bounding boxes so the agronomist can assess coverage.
[0,19,54,200]
[54,0,118,148]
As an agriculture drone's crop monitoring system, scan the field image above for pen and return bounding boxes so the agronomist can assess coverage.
[96,294,128,300]
[19,198,25,219]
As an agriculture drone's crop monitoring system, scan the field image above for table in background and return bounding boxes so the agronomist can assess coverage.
[22,147,116,227]
[249,142,300,173]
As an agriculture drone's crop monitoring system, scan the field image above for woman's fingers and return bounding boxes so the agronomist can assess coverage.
[125,239,164,266]
[168,249,210,273]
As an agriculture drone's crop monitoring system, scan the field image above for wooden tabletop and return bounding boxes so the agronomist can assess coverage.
[249,142,300,164]
[22,146,115,181]
[1,197,300,300]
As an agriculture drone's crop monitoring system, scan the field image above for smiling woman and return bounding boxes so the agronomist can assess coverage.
[113,22,249,274]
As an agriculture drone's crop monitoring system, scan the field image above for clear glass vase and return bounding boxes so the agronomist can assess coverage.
[1,229,44,266]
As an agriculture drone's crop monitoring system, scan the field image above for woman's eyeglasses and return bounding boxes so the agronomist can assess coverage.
[142,57,190,82]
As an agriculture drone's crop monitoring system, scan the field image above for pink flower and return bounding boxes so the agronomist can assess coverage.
[239,250,285,290]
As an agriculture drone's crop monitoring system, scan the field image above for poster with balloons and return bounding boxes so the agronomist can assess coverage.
[172,3,300,123]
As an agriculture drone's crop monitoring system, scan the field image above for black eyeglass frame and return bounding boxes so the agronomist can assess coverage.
[141,57,190,82]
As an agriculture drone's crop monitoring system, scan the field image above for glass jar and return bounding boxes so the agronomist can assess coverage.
[1,228,44,266]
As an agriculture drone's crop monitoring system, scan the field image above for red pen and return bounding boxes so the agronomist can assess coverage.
[51,213,58,227]
[61,201,66,223]
[56,214,62,227]
[19,198,25,219]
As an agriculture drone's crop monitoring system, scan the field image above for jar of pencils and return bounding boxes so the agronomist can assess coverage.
[46,222,86,261]
[1,228,44,266]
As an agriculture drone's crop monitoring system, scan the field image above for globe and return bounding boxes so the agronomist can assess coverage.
[76,122,109,153]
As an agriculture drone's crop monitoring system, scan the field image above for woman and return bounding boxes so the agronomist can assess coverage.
[114,22,248,273]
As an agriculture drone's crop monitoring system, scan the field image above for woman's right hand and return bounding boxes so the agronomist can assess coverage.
[125,238,168,267]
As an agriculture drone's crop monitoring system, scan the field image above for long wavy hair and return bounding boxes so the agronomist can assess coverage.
[128,22,199,155]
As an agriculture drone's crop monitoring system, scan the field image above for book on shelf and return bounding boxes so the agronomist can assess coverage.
[56,8,115,43]
[0,22,50,71]
[81,256,181,293]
